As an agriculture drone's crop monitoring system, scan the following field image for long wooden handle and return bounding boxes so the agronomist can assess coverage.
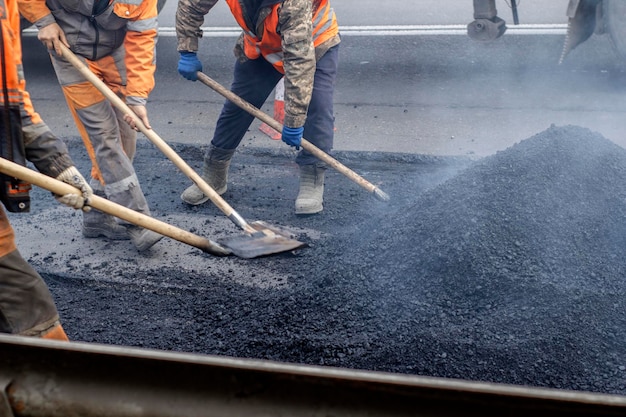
[0,158,230,256]
[196,72,390,202]
[58,44,255,234]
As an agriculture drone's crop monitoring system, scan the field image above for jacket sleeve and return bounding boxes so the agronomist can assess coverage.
[16,0,56,28]
[21,91,74,178]
[119,0,159,106]
[9,3,74,177]
[277,0,316,128]
[175,0,219,52]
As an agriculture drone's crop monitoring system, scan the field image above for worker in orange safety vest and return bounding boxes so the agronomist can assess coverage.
[176,0,340,215]
[18,0,163,251]
[0,0,93,340]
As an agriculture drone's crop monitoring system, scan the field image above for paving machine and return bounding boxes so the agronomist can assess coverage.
[468,0,626,63]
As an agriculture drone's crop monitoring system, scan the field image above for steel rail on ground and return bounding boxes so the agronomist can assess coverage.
[1,334,626,417]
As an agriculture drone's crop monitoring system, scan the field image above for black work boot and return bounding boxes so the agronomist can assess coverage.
[180,145,236,205]
[295,164,326,214]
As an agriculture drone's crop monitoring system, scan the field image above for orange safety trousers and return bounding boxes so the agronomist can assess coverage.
[51,51,137,185]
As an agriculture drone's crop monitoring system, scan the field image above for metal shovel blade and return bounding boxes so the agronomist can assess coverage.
[217,221,307,259]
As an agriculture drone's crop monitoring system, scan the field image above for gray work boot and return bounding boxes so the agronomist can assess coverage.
[295,164,326,215]
[126,226,163,252]
[82,202,130,240]
[181,146,236,205]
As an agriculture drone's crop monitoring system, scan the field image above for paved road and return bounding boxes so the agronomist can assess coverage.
[22,21,626,158]
[154,0,570,27]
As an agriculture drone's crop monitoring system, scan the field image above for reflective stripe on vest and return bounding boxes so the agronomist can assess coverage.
[226,0,338,73]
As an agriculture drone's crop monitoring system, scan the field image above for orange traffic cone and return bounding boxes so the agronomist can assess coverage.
[259,77,285,140]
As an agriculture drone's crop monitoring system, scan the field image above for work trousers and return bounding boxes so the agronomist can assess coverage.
[211,45,339,166]
[0,206,61,337]
[49,47,150,221]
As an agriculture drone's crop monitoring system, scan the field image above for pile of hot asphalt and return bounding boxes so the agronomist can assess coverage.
[42,125,626,395]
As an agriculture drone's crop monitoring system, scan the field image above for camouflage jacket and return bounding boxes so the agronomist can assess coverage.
[176,0,340,128]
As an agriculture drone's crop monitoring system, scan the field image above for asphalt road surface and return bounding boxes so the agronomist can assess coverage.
[22,19,626,158]
[10,6,626,399]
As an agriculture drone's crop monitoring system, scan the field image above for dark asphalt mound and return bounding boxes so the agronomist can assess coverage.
[42,125,626,395]
[327,124,626,393]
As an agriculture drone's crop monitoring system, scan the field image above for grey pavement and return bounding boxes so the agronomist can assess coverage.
[23,26,626,159]
[11,2,626,302]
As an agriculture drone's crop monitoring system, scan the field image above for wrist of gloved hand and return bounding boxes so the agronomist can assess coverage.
[281,126,304,150]
[178,51,202,81]
[55,166,93,212]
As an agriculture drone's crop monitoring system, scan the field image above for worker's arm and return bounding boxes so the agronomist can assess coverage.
[176,0,220,53]
[119,0,159,129]
[278,0,316,130]
[175,0,219,81]
[18,0,69,55]
[21,92,93,211]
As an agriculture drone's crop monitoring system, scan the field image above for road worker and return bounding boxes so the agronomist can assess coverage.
[0,0,93,340]
[176,0,340,214]
[18,0,163,250]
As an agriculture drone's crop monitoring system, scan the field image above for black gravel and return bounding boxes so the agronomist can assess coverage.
[36,124,626,395]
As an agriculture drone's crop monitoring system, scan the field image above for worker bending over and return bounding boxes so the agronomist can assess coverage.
[19,0,163,250]
[177,0,340,214]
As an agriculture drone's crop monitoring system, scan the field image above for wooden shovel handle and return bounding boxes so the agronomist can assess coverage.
[58,44,255,234]
[196,72,390,202]
[0,158,230,256]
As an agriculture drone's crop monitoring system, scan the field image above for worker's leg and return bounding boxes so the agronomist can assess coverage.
[211,58,284,150]
[49,50,150,217]
[0,208,68,341]
[49,51,161,250]
[294,45,339,214]
[114,105,137,163]
[296,44,339,166]
[181,58,282,205]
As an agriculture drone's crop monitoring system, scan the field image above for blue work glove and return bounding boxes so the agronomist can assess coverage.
[178,51,202,81]
[281,126,304,150]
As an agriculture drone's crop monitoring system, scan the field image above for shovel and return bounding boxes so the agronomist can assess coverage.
[58,44,306,259]
[0,157,232,256]
[196,72,391,203]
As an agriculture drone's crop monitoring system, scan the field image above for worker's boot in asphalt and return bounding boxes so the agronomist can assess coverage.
[82,192,130,240]
[295,164,326,215]
[126,226,163,252]
[180,145,236,205]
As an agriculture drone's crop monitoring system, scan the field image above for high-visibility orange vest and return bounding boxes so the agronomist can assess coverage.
[226,0,338,74]
[0,0,24,109]
[0,0,20,257]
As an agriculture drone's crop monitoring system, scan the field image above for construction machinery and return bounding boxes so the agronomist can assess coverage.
[468,0,626,63]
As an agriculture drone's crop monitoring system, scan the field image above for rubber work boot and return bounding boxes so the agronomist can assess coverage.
[295,164,326,215]
[126,226,163,252]
[180,146,235,205]
[82,206,130,240]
